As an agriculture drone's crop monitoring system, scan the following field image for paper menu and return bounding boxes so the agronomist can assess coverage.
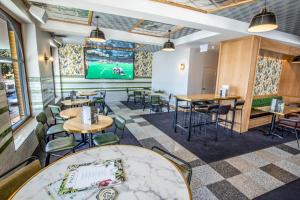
[65,164,117,190]
[82,106,92,125]
[59,159,125,195]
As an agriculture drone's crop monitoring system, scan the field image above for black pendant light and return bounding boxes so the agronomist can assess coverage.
[89,16,106,42]
[292,56,300,64]
[162,30,175,51]
[248,0,278,33]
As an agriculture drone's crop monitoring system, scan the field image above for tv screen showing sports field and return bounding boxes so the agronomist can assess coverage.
[84,48,134,79]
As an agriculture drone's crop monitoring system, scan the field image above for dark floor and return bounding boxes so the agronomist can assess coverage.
[141,112,298,163]
[121,101,148,110]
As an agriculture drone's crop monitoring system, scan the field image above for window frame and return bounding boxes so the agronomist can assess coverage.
[0,8,31,131]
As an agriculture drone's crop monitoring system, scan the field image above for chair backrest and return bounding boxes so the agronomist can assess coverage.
[103,106,109,116]
[48,105,61,117]
[218,104,231,115]
[150,95,160,104]
[151,146,192,184]
[35,122,46,145]
[36,112,48,125]
[234,100,245,107]
[100,91,106,98]
[168,93,172,101]
[114,115,126,131]
[208,104,219,111]
[0,157,41,200]
[134,91,142,96]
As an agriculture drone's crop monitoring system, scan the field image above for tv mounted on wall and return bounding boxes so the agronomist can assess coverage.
[84,47,134,80]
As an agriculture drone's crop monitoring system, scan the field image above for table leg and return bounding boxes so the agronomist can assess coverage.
[174,98,178,132]
[266,113,282,139]
[89,133,93,147]
[231,99,237,134]
[187,102,193,141]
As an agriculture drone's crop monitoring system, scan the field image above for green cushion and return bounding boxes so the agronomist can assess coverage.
[93,132,120,146]
[252,96,282,108]
[47,124,65,136]
[46,137,75,153]
[55,116,65,124]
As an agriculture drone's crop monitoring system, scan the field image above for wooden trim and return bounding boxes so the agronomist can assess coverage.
[87,11,93,26]
[151,0,207,13]
[128,19,144,32]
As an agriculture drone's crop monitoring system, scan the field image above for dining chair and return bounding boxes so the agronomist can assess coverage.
[126,88,134,103]
[133,91,143,104]
[0,156,41,200]
[93,115,126,146]
[36,112,67,141]
[48,105,64,124]
[94,91,106,110]
[150,95,162,113]
[161,93,172,112]
[277,113,299,148]
[230,100,245,134]
[35,123,76,166]
[151,146,192,185]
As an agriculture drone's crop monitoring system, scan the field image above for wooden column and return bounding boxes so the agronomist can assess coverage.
[9,31,25,117]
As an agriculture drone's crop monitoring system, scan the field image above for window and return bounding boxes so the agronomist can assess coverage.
[0,9,30,129]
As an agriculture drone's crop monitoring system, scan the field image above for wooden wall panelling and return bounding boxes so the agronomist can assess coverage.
[278,60,300,100]
[216,36,260,132]
[260,37,300,56]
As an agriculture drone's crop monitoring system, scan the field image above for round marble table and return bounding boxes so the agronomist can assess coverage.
[61,99,90,107]
[10,145,191,200]
[60,107,82,119]
[63,115,113,147]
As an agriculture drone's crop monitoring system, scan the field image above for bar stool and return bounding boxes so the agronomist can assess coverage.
[230,100,245,134]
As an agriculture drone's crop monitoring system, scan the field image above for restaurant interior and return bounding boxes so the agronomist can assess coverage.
[0,0,300,200]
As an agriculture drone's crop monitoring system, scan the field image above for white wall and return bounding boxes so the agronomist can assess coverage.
[188,48,219,94]
[152,47,219,96]
[152,48,190,95]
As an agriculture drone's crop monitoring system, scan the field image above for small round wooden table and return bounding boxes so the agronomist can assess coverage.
[63,115,113,147]
[10,145,191,200]
[60,107,82,119]
[78,91,97,99]
[61,99,90,107]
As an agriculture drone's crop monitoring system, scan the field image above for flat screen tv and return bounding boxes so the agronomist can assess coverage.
[84,48,134,79]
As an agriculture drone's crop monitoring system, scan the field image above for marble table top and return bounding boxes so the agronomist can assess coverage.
[10,145,191,200]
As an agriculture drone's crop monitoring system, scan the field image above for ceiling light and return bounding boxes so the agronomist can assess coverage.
[248,0,278,33]
[292,56,300,64]
[89,16,106,43]
[162,30,175,52]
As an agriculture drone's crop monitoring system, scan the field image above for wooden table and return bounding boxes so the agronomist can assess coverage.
[60,107,82,119]
[63,115,113,147]
[174,94,241,141]
[61,99,90,107]
[78,91,97,99]
[255,106,300,138]
[10,145,191,200]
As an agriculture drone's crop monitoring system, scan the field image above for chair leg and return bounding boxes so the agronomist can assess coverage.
[45,153,51,166]
[295,129,299,148]
[240,110,243,135]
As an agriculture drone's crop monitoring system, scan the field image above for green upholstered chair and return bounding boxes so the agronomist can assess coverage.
[151,146,192,185]
[48,105,64,124]
[93,115,126,146]
[0,156,41,200]
[93,91,106,110]
[35,123,76,166]
[133,91,143,104]
[126,88,134,103]
[150,95,162,113]
[36,112,66,140]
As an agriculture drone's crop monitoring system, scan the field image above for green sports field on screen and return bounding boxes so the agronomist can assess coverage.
[86,61,134,79]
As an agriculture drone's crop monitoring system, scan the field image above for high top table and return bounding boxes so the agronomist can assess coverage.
[78,91,97,99]
[61,99,90,107]
[10,145,191,200]
[174,94,241,141]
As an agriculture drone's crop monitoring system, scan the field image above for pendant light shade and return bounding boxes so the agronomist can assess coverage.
[292,56,300,64]
[162,30,175,51]
[89,16,106,42]
[248,0,278,33]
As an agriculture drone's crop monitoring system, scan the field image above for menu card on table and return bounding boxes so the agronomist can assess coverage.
[58,159,125,195]
[82,106,97,125]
